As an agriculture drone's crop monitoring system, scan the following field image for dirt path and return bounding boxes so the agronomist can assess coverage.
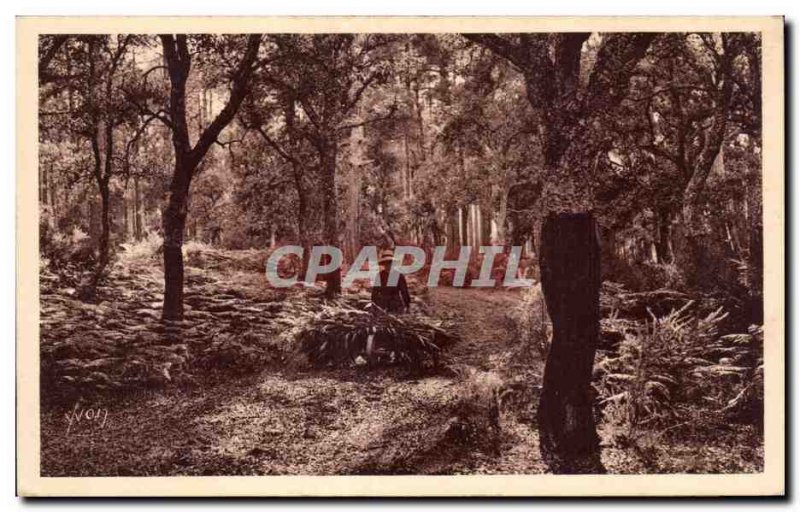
[41,268,555,476]
[427,287,528,370]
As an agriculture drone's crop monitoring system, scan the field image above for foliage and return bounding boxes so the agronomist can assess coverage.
[595,302,763,446]
[40,213,97,276]
[279,301,458,370]
[506,285,551,361]
[118,232,164,262]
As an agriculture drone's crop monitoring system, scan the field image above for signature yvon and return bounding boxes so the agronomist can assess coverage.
[64,403,109,435]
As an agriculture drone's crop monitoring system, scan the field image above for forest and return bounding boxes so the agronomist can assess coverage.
[38,32,764,476]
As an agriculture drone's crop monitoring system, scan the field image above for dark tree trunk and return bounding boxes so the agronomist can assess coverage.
[459,207,469,246]
[537,212,605,474]
[296,194,312,281]
[655,207,673,264]
[430,216,442,247]
[296,204,311,281]
[162,194,188,320]
[97,181,111,274]
[320,140,341,298]
[464,32,655,476]
[81,178,112,301]
[444,209,459,258]
[133,176,143,240]
[748,221,763,324]
[161,154,192,320]
[282,92,313,281]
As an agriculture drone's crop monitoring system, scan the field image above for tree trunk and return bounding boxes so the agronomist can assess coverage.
[655,207,673,264]
[459,207,468,246]
[296,195,311,281]
[320,140,341,298]
[493,187,508,244]
[480,204,492,247]
[82,178,112,300]
[445,208,459,258]
[161,161,190,320]
[97,181,111,273]
[537,212,604,474]
[133,176,143,240]
[82,118,114,300]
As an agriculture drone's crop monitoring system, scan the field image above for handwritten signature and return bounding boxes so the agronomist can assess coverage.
[64,402,109,435]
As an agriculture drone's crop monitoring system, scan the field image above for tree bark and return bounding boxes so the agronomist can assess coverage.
[162,155,191,320]
[320,138,341,297]
[296,194,311,280]
[655,207,673,264]
[538,212,604,473]
[133,176,143,240]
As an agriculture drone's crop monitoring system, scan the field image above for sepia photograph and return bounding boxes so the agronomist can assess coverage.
[15,15,784,497]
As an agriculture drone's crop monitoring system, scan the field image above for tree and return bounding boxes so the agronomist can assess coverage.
[240,81,318,277]
[631,34,743,286]
[39,35,141,298]
[464,32,656,473]
[438,46,538,246]
[260,34,397,297]
[157,34,261,320]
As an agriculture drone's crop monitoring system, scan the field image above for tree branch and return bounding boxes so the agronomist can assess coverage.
[190,34,262,165]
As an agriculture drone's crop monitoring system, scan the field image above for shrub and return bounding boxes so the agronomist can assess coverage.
[40,215,97,275]
[595,302,763,445]
[449,369,503,447]
[604,256,686,292]
[183,240,211,268]
[119,232,164,262]
[506,284,550,361]
[280,301,458,371]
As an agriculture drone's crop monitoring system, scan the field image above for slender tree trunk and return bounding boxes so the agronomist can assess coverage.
[655,207,673,264]
[459,207,468,246]
[537,212,604,474]
[85,178,112,297]
[320,139,341,297]
[296,193,311,281]
[480,204,492,247]
[82,119,114,300]
[133,176,143,240]
[445,208,459,258]
[494,186,508,244]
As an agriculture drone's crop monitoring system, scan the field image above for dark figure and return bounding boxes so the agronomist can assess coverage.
[370,249,410,314]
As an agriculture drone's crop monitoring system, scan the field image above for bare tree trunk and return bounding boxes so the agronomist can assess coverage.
[538,212,604,474]
[494,186,508,244]
[82,120,114,300]
[320,139,341,297]
[92,183,111,287]
[133,176,143,240]
[162,151,192,320]
[296,193,311,281]
[480,204,492,247]
[444,208,459,258]
[459,207,468,246]
[655,207,673,264]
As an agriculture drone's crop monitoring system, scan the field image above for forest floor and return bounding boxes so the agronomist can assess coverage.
[39,247,763,476]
